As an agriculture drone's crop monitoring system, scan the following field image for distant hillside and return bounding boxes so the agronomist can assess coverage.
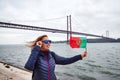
[87,38,120,43]
[52,38,120,43]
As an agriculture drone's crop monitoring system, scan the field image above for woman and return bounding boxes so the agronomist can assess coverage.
[24,35,87,80]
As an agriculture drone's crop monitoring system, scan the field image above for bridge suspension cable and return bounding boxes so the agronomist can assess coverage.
[2,16,66,23]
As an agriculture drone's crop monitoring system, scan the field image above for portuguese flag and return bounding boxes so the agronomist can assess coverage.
[70,36,87,48]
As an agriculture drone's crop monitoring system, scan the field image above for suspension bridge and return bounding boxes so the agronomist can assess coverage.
[0,15,112,39]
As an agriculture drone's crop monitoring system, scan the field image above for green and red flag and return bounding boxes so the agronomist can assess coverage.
[70,36,87,48]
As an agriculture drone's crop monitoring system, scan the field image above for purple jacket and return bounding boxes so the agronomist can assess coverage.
[24,46,82,80]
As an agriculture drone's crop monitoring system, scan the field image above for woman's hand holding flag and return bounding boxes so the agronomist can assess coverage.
[81,51,87,58]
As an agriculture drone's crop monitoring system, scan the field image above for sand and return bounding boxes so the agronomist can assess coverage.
[0,62,32,80]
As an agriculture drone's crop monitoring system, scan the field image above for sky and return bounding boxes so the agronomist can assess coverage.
[0,0,120,44]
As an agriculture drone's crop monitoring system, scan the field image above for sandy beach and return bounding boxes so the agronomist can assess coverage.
[0,62,32,80]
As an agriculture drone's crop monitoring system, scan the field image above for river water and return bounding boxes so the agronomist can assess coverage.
[0,43,120,80]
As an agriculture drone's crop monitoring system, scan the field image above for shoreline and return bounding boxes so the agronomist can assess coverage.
[0,62,32,80]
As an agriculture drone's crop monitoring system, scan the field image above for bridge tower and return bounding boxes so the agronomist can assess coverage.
[106,30,109,38]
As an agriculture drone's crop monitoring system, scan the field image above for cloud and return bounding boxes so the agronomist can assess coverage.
[0,0,120,44]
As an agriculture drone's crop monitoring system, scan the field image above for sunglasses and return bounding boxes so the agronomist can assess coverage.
[42,40,52,44]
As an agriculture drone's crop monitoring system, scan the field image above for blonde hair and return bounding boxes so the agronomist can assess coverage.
[27,35,48,48]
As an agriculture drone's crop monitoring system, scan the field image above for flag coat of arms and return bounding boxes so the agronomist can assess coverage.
[70,36,87,48]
